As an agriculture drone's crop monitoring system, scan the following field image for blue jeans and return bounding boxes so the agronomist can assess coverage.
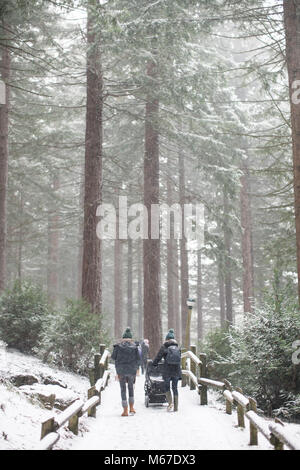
[119,374,135,407]
[164,377,179,396]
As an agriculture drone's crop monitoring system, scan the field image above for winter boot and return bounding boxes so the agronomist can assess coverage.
[129,403,136,414]
[166,391,173,411]
[121,406,129,417]
[174,395,178,412]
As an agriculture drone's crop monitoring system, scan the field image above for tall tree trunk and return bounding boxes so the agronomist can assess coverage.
[47,173,60,302]
[179,150,189,346]
[143,55,161,357]
[223,189,233,325]
[82,0,102,314]
[137,239,143,339]
[197,250,203,341]
[114,209,123,340]
[127,238,133,328]
[217,259,226,328]
[77,170,84,299]
[17,189,24,281]
[283,0,300,302]
[167,172,175,330]
[0,27,10,292]
[173,240,181,341]
[240,160,254,313]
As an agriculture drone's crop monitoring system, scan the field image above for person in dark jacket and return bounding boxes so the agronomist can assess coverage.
[152,329,181,412]
[111,327,140,416]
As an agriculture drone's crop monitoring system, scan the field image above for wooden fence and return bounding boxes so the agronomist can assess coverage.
[37,345,111,450]
[182,346,300,451]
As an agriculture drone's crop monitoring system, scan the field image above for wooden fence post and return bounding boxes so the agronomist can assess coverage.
[100,344,105,356]
[249,397,258,445]
[94,353,101,382]
[41,417,55,440]
[68,413,79,435]
[87,387,98,418]
[199,353,208,405]
[181,348,187,387]
[224,390,233,415]
[270,434,284,450]
[88,368,95,387]
[190,345,197,391]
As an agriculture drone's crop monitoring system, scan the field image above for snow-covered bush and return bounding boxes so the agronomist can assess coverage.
[228,292,300,419]
[40,299,108,375]
[0,280,51,354]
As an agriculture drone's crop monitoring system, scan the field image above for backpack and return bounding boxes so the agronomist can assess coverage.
[165,345,181,365]
[117,341,138,364]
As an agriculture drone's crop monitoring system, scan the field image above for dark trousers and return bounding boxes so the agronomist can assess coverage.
[119,374,135,407]
[164,377,179,396]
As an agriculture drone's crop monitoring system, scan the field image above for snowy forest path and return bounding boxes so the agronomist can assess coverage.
[70,372,272,451]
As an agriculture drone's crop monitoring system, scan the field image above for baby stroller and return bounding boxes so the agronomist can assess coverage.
[144,360,167,407]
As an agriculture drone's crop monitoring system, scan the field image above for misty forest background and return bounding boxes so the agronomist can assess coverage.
[1,0,300,420]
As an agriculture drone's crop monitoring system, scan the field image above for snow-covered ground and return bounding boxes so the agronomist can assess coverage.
[1,347,300,451]
[0,347,90,450]
[70,371,274,451]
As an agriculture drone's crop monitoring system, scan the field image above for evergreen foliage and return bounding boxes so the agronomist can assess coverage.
[40,299,109,374]
[228,282,300,418]
[0,280,50,353]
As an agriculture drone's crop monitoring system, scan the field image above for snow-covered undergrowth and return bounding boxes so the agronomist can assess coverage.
[0,344,91,450]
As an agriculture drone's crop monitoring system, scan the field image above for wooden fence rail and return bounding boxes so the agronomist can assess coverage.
[182,345,300,451]
[37,346,111,450]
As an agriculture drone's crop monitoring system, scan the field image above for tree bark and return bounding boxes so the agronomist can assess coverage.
[0,25,10,292]
[127,238,133,329]
[283,0,300,303]
[179,150,189,345]
[17,189,24,281]
[223,189,233,325]
[82,0,102,315]
[167,171,175,330]
[197,250,203,341]
[173,240,181,341]
[47,173,60,303]
[77,169,84,299]
[143,56,161,357]
[114,208,123,339]
[240,160,254,313]
[217,259,226,328]
[137,239,143,339]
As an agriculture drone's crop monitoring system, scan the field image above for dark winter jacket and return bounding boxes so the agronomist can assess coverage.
[152,339,182,380]
[111,339,140,376]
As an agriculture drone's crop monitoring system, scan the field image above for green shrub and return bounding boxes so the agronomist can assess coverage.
[200,327,233,380]
[40,299,108,374]
[0,280,50,353]
[229,294,300,419]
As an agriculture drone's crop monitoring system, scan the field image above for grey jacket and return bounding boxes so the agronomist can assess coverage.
[111,339,140,376]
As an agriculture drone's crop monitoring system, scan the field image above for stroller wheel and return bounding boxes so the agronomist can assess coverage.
[145,395,149,408]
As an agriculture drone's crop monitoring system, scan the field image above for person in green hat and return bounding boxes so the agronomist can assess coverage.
[111,327,140,416]
[152,329,182,412]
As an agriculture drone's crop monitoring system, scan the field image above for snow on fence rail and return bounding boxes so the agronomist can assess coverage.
[182,345,300,451]
[37,345,111,451]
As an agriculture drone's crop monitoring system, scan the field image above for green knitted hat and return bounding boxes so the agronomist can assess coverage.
[122,327,132,339]
[165,328,175,340]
